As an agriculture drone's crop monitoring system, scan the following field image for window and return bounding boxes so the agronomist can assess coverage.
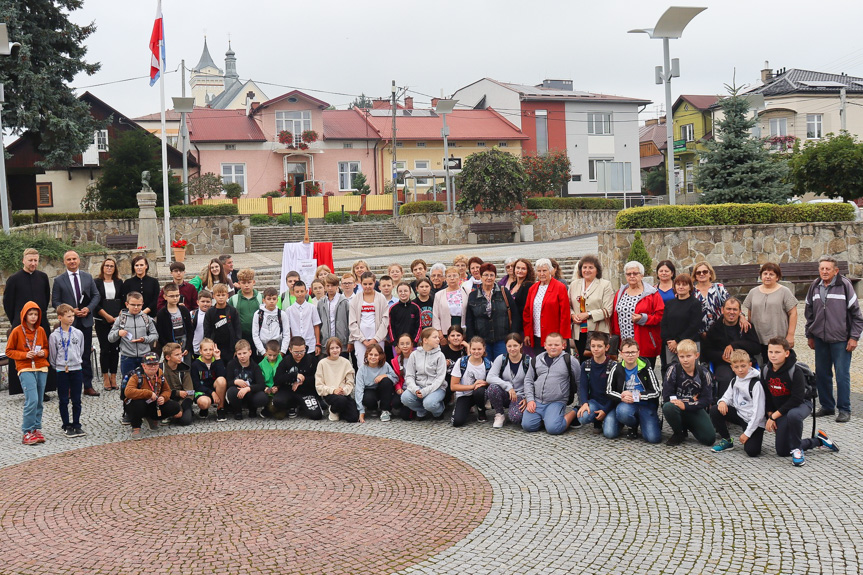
[343,142,353,149]
[95,130,109,152]
[498,142,508,147]
[221,163,246,193]
[339,161,361,191]
[275,110,311,146]
[476,142,486,147]
[224,144,236,151]
[590,160,632,191]
[535,110,548,155]
[414,160,429,185]
[769,118,787,137]
[416,142,427,148]
[807,114,823,139]
[681,123,695,142]
[570,175,582,182]
[588,112,613,135]
[395,142,404,148]
[36,183,53,208]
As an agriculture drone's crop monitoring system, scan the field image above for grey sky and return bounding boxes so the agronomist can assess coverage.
[67,0,863,120]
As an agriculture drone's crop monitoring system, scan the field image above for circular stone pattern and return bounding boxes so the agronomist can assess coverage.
[0,430,492,575]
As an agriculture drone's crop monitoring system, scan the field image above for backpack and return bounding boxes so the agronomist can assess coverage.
[761,362,818,437]
[459,355,492,377]
[583,358,615,399]
[498,355,530,379]
[257,310,284,337]
[118,310,150,330]
[531,352,577,405]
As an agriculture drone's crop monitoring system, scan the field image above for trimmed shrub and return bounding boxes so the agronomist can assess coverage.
[158,204,239,217]
[526,197,623,210]
[12,204,238,227]
[0,233,102,273]
[356,213,393,222]
[324,211,353,224]
[250,214,272,226]
[615,202,855,229]
[262,191,282,198]
[277,213,304,225]
[399,201,445,215]
[626,231,653,276]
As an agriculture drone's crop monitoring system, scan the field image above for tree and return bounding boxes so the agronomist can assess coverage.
[349,93,374,110]
[187,172,225,200]
[84,130,183,211]
[224,182,244,199]
[695,86,792,204]
[522,150,571,196]
[789,132,863,201]
[351,172,372,195]
[642,168,666,195]
[627,231,653,276]
[0,0,101,167]
[456,148,527,212]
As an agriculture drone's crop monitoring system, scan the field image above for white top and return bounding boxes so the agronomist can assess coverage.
[451,358,489,399]
[192,311,205,353]
[327,293,341,336]
[532,284,549,337]
[287,300,322,351]
[104,281,116,301]
[359,301,377,339]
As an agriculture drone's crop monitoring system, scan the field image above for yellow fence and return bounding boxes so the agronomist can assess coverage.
[202,199,233,205]
[365,194,393,212]
[306,197,324,218]
[328,195,362,212]
[272,197,303,214]
[237,198,269,215]
[203,194,393,215]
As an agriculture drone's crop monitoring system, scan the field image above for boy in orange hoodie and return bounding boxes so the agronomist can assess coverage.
[6,301,50,445]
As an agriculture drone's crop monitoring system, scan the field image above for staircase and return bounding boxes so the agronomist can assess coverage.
[250,220,417,252]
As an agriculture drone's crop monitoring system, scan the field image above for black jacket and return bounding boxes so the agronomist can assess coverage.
[606,358,662,401]
[121,275,160,318]
[274,353,318,396]
[388,300,422,344]
[3,268,51,330]
[465,284,515,344]
[660,296,703,344]
[190,358,226,394]
[203,305,242,356]
[703,319,761,366]
[94,279,124,324]
[763,349,806,416]
[225,359,265,394]
[156,305,194,357]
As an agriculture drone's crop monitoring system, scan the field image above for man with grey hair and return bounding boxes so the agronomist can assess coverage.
[805,256,863,422]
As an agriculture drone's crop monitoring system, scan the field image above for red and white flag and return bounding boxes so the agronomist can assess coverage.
[148,0,165,86]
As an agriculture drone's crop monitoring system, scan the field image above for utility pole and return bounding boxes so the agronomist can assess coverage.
[181,59,189,203]
[840,87,847,132]
[391,80,398,218]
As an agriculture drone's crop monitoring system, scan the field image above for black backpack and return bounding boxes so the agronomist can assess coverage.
[761,362,818,437]
[531,352,577,405]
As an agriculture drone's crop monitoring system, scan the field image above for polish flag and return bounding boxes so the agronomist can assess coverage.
[148,0,165,86]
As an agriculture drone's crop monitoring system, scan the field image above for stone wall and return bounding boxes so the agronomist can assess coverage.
[12,215,251,256]
[395,209,618,245]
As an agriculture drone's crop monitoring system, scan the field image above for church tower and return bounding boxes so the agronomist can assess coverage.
[224,41,239,93]
[189,37,224,107]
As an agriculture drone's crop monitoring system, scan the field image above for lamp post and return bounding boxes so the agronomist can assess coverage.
[630,6,706,206]
[434,98,458,212]
[171,97,195,204]
[0,23,21,233]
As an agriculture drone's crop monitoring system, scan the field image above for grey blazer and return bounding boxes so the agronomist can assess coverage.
[52,270,101,328]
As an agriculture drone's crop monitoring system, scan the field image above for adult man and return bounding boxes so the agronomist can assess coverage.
[219,254,238,287]
[51,251,100,396]
[3,248,54,395]
[805,256,863,422]
[703,297,761,398]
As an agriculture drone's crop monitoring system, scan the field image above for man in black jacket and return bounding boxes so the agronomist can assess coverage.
[703,297,761,399]
[273,336,323,420]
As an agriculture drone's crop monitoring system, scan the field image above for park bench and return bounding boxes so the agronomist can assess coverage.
[714,260,859,295]
[467,222,519,244]
[105,234,139,250]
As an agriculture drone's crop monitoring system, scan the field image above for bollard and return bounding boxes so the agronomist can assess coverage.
[341,206,345,225]
[289,206,293,226]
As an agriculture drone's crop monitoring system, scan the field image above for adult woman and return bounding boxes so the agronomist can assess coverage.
[432,267,465,339]
[400,327,448,419]
[659,273,702,372]
[508,258,535,337]
[464,263,515,359]
[522,258,571,356]
[743,262,798,360]
[568,255,614,359]
[315,264,333,282]
[550,258,565,284]
[191,259,233,296]
[453,255,469,282]
[655,260,677,303]
[94,258,124,390]
[460,256,484,299]
[499,257,517,289]
[610,261,664,365]
[121,255,160,318]
[692,261,733,336]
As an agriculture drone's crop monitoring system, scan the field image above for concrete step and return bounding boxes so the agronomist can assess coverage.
[250,221,417,252]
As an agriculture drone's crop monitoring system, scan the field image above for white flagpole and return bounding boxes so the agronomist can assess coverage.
[159,33,171,263]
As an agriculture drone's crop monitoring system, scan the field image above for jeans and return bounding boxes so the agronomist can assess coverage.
[55,369,84,429]
[120,356,143,378]
[578,399,620,439]
[400,387,446,418]
[813,337,852,414]
[709,404,764,457]
[20,371,47,433]
[522,401,569,435]
[662,402,716,446]
[487,340,507,361]
[615,401,662,444]
[774,401,818,455]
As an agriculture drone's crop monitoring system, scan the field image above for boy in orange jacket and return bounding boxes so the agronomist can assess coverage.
[6,302,50,445]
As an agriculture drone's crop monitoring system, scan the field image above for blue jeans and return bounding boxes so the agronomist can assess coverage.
[813,337,852,413]
[615,400,662,444]
[120,356,143,378]
[487,340,507,361]
[578,399,619,439]
[400,387,446,417]
[20,371,47,433]
[55,369,84,429]
[522,401,569,435]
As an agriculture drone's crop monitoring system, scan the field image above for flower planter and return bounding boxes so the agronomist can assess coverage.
[520,224,534,242]
[172,247,186,262]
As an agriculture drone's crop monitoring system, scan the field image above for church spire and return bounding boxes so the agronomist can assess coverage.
[225,42,238,88]
[193,36,222,73]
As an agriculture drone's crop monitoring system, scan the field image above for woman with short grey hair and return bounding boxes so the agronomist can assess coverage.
[522,259,572,356]
[610,261,665,366]
[499,256,518,290]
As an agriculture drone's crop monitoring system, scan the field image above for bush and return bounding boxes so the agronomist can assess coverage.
[399,201,445,215]
[250,214,273,226]
[355,213,393,222]
[277,213,304,225]
[615,203,856,229]
[262,191,282,198]
[12,204,238,227]
[156,204,239,217]
[526,197,624,210]
[0,233,97,273]
[324,211,353,224]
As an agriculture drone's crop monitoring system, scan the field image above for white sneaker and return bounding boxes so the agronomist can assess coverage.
[493,413,506,428]
[380,410,391,422]
[328,407,340,422]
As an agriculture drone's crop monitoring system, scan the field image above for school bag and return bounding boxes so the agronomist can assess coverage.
[498,355,530,379]
[530,352,578,405]
[761,362,818,438]
[459,355,492,377]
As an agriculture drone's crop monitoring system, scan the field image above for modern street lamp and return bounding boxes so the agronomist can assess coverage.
[434,98,458,212]
[630,6,706,206]
[171,96,195,204]
[0,23,21,232]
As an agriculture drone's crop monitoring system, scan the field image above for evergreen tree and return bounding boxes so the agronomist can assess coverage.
[0,0,101,167]
[626,231,653,276]
[351,172,372,194]
[696,87,791,204]
[456,148,527,212]
[349,93,374,110]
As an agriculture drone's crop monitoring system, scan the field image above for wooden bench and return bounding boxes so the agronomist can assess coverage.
[105,234,139,250]
[715,261,859,295]
[467,222,519,244]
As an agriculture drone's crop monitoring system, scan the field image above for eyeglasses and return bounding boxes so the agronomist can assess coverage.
[290,349,305,355]
[625,272,641,277]
[621,350,639,355]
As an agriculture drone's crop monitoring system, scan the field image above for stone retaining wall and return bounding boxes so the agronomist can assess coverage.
[0,251,144,298]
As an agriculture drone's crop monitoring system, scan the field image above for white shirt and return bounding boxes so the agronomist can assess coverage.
[192,310,206,353]
[327,293,342,336]
[287,299,322,351]
[66,269,83,304]
[104,281,116,301]
[533,284,549,337]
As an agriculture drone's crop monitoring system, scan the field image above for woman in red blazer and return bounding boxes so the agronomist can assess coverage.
[610,261,665,364]
[522,259,572,355]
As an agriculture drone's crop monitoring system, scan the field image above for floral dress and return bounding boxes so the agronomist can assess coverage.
[695,282,729,334]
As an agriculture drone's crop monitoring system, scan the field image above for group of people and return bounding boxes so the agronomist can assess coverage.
[3,248,858,466]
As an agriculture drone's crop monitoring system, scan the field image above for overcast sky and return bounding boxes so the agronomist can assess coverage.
[65,0,863,120]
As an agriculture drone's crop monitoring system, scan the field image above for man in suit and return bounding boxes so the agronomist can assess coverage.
[52,250,101,395]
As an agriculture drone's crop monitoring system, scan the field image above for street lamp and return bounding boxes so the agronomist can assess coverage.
[434,98,458,212]
[0,23,21,232]
[171,96,195,204]
[630,6,706,206]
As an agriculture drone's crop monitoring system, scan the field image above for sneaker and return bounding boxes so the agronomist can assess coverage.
[198,409,209,420]
[791,448,805,466]
[328,407,340,422]
[477,410,487,423]
[216,409,227,422]
[22,432,38,445]
[380,410,391,422]
[817,429,839,452]
[33,430,46,443]
[234,412,244,421]
[145,418,159,431]
[836,411,851,423]
[287,408,299,418]
[666,433,686,446]
[74,426,87,437]
[493,413,506,428]
[130,428,142,440]
[248,409,258,419]
[64,427,78,438]
[711,438,734,453]
[627,427,639,440]
[120,413,131,426]
[258,410,267,419]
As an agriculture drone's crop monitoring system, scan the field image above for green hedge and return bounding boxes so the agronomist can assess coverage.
[277,213,304,225]
[399,201,445,215]
[324,211,353,224]
[0,233,103,273]
[526,197,624,210]
[615,203,856,229]
[12,204,239,226]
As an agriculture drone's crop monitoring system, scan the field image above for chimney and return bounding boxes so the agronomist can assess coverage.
[761,61,773,83]
[245,95,251,115]
[250,102,260,113]
[645,118,657,126]
[431,97,440,108]
[372,98,391,110]
[404,96,413,110]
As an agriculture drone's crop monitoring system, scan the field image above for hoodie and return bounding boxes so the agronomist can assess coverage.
[718,366,766,437]
[190,357,226,394]
[523,351,581,405]
[48,323,85,372]
[763,348,806,416]
[661,362,714,411]
[108,310,158,358]
[252,305,290,355]
[6,302,50,373]
[163,360,194,400]
[274,353,317,396]
[404,346,447,396]
[487,354,530,396]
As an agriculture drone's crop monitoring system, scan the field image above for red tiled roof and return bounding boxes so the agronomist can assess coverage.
[133,110,184,122]
[188,108,266,142]
[322,110,380,140]
[639,122,667,149]
[255,90,330,112]
[364,108,527,141]
[673,95,720,113]
[641,155,664,169]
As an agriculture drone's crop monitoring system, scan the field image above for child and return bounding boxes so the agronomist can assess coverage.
[252,287,290,357]
[287,281,322,356]
[315,337,359,422]
[763,337,838,466]
[414,278,434,329]
[388,283,422,350]
[109,291,158,376]
[274,336,323,420]
[224,339,267,420]
[310,279,325,305]
[279,271,300,308]
[441,325,468,403]
[349,272,390,361]
[161,342,195,426]
[229,268,263,350]
[259,339,283,417]
[203,284,241,358]
[576,332,619,438]
[607,338,662,444]
[661,339,716,447]
[49,304,86,438]
[487,333,530,428]
[318,273,350,356]
[123,352,181,439]
[355,343,398,423]
[521,333,580,436]
[191,289,212,355]
[450,336,491,426]
[391,333,415,420]
[710,349,766,457]
[401,327,448,420]
[379,275,398,306]
[340,273,357,300]
[157,261,198,311]
[156,282,194,362]
[190,337,227,421]
[8,302,50,444]
[388,263,405,288]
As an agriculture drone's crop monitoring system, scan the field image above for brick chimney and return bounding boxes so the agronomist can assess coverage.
[761,60,774,83]
[645,118,658,126]
[431,97,440,108]
[404,96,413,110]
[372,99,391,110]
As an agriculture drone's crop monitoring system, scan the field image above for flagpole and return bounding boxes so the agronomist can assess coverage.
[159,36,171,264]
